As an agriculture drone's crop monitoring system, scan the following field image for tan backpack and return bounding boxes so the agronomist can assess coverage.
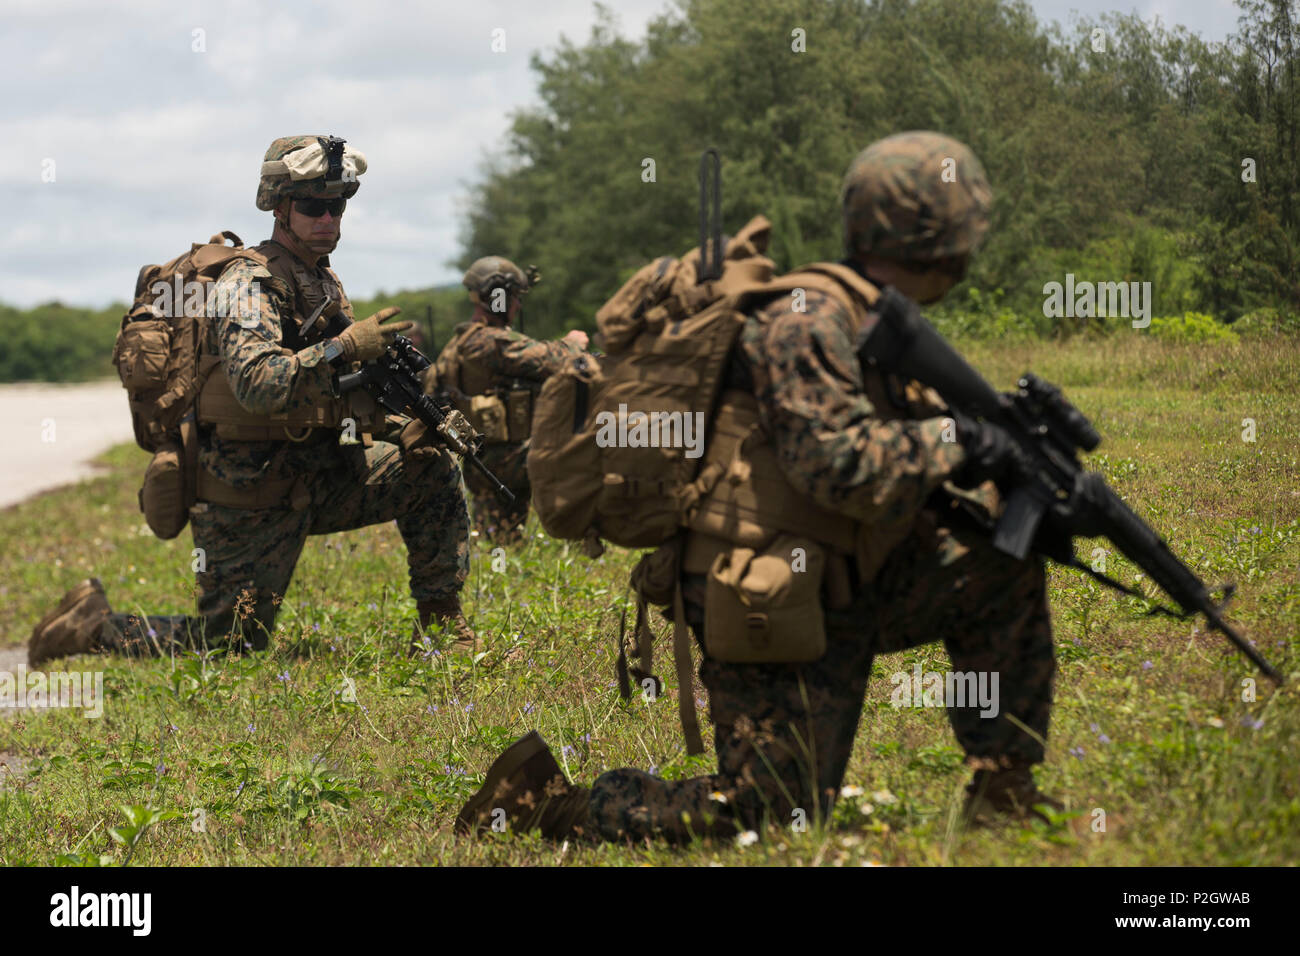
[527,215,889,752]
[527,215,780,551]
[112,231,265,538]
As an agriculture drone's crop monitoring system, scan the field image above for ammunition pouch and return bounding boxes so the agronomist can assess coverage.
[703,535,828,663]
[469,393,509,444]
[505,386,533,442]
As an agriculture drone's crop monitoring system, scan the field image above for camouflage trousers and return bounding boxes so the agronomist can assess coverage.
[99,441,470,656]
[586,505,1055,843]
[465,440,530,544]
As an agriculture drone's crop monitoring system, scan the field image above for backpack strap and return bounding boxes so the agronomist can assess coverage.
[745,262,882,334]
[621,536,706,756]
[671,562,704,755]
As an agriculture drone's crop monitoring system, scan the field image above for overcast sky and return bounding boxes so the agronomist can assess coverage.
[2,0,1243,309]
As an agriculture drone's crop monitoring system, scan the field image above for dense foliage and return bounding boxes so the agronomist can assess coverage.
[458,0,1300,335]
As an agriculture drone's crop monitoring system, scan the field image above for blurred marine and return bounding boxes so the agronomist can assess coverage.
[432,256,587,542]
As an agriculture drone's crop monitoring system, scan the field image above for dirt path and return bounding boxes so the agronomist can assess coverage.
[0,380,135,511]
[0,382,131,788]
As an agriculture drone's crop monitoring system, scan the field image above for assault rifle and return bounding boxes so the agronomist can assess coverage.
[857,288,1283,685]
[316,304,515,506]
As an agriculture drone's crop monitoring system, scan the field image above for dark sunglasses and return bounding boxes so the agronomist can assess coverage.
[293,197,347,218]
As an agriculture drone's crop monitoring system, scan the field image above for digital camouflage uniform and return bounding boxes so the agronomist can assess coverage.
[584,285,1054,841]
[459,131,1056,843]
[437,318,577,541]
[97,136,470,656]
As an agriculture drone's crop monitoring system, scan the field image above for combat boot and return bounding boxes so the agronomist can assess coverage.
[413,595,478,656]
[456,730,591,840]
[962,766,1063,825]
[28,579,111,667]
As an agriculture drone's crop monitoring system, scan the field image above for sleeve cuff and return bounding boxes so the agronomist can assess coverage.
[296,340,332,369]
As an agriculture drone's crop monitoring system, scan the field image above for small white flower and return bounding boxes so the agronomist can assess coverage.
[871,789,898,805]
[736,830,759,847]
[709,790,729,804]
[1206,716,1225,728]
[859,802,875,816]
[840,784,864,798]
[861,860,887,867]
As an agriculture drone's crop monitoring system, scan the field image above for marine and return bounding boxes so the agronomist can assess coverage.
[433,257,587,542]
[457,131,1062,842]
[29,135,476,664]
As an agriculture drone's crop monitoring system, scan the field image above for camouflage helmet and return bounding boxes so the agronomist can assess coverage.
[256,135,367,211]
[462,256,537,298]
[841,131,992,263]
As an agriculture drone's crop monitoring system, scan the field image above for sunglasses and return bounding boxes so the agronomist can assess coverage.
[293,197,347,218]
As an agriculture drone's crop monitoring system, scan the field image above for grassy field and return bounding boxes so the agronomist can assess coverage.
[1,335,1297,866]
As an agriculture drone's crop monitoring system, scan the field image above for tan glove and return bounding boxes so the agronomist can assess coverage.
[337,307,414,362]
[397,418,440,462]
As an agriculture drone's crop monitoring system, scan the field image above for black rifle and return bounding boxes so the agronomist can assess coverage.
[319,311,515,506]
[857,288,1283,685]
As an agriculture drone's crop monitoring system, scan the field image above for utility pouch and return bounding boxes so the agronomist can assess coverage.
[506,387,532,442]
[470,393,509,443]
[113,317,172,450]
[704,534,826,663]
[138,439,191,539]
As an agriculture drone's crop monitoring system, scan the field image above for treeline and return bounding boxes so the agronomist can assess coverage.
[0,291,470,384]
[457,0,1300,337]
[0,303,122,382]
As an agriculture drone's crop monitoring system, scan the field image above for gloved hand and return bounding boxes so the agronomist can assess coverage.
[563,329,589,350]
[951,412,1033,489]
[397,417,440,463]
[337,307,414,362]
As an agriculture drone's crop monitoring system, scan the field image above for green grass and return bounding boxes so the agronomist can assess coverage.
[1,336,1298,866]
